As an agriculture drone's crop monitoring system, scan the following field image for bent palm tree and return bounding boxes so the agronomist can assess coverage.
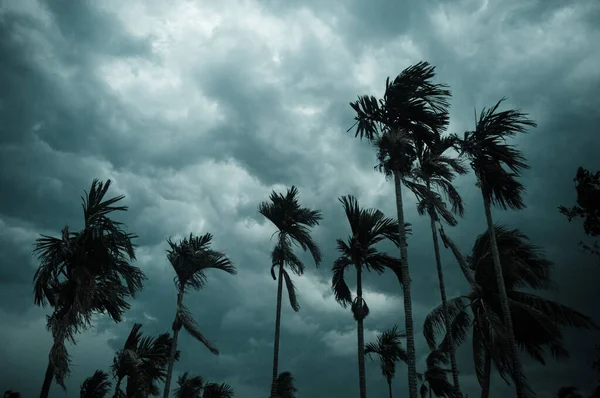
[33,179,145,398]
[332,195,405,398]
[273,371,298,398]
[403,133,467,396]
[80,370,112,398]
[424,225,597,397]
[174,373,234,398]
[365,325,408,398]
[418,349,454,398]
[456,98,537,398]
[162,234,237,398]
[258,186,322,398]
[349,61,451,398]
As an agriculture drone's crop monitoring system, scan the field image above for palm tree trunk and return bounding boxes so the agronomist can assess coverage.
[481,193,526,398]
[163,290,184,398]
[270,263,285,398]
[357,264,367,398]
[388,379,393,398]
[39,358,53,398]
[480,350,491,398]
[394,171,417,398]
[428,210,462,397]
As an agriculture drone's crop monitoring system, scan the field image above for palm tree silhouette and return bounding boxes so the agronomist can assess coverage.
[173,373,234,398]
[425,225,597,397]
[349,61,451,398]
[332,195,405,398]
[403,133,467,396]
[273,371,298,398]
[3,391,21,398]
[80,370,112,398]
[365,325,407,398]
[417,349,455,398]
[454,98,537,398]
[111,323,178,397]
[258,186,322,398]
[162,233,237,398]
[33,179,145,398]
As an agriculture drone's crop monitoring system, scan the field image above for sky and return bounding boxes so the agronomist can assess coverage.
[1,0,600,397]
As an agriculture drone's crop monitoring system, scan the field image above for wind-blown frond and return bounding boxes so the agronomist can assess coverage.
[331,254,353,307]
[174,373,204,398]
[203,382,235,398]
[282,268,300,312]
[423,296,470,350]
[80,370,111,398]
[177,305,219,355]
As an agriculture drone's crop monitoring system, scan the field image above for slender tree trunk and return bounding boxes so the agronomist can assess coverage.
[388,379,393,398]
[480,350,491,398]
[270,263,285,398]
[163,290,184,398]
[481,193,526,398]
[428,209,462,397]
[357,265,367,398]
[394,171,417,398]
[39,358,53,398]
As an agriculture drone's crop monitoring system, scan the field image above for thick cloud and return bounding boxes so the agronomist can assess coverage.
[1,0,599,397]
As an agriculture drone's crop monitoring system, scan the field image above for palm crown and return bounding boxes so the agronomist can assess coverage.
[365,326,408,383]
[174,373,234,398]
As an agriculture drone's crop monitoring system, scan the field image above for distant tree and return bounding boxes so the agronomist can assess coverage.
[417,349,455,398]
[33,179,145,398]
[332,195,405,398]
[454,98,537,398]
[272,371,298,398]
[173,373,234,398]
[162,233,236,398]
[258,186,322,398]
[80,370,112,398]
[365,326,408,398]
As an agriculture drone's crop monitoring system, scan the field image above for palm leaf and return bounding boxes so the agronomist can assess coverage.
[80,370,111,398]
[177,305,219,355]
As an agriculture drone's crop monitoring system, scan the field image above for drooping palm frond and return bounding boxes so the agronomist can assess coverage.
[176,305,219,355]
[274,371,297,398]
[281,268,300,312]
[80,370,111,398]
[174,373,204,398]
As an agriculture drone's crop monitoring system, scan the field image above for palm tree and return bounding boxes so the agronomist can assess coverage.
[80,370,112,398]
[273,371,298,398]
[258,186,323,398]
[424,225,597,397]
[403,133,467,396]
[162,233,237,398]
[332,195,406,398]
[3,392,21,398]
[349,61,452,398]
[417,349,455,398]
[556,387,585,398]
[365,325,408,398]
[173,373,234,398]
[455,98,537,398]
[111,323,178,397]
[33,179,145,398]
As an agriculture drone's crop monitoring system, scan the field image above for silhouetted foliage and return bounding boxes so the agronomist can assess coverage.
[365,326,407,398]
[80,370,112,398]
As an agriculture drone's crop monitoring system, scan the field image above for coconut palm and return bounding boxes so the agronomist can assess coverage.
[424,225,597,397]
[80,370,112,398]
[173,373,234,398]
[454,98,537,398]
[332,195,407,398]
[273,371,298,398]
[365,325,408,398]
[162,233,237,398]
[349,61,451,398]
[258,186,323,398]
[417,349,455,398]
[403,133,467,396]
[33,179,145,398]
[111,323,178,397]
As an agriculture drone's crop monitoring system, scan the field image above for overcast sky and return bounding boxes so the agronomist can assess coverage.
[1,0,600,397]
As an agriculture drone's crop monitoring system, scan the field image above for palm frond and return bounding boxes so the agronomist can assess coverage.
[80,370,112,398]
[282,268,300,312]
[177,305,219,355]
[203,382,235,398]
[275,371,298,398]
[174,372,204,398]
[423,296,470,350]
[331,255,352,307]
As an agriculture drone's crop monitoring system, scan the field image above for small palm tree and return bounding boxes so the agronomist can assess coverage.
[258,186,322,398]
[349,61,452,398]
[455,98,537,398]
[365,325,407,398]
[162,234,237,398]
[273,371,298,398]
[424,225,597,397]
[332,195,406,398]
[3,391,21,398]
[417,349,455,398]
[80,370,112,398]
[173,373,234,398]
[33,179,145,398]
[111,323,178,397]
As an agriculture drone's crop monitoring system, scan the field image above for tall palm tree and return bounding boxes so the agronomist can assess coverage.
[365,325,408,398]
[455,98,537,398]
[417,349,455,398]
[111,323,178,397]
[173,373,234,398]
[33,179,145,398]
[332,195,406,398]
[273,371,298,398]
[80,370,112,398]
[403,133,467,396]
[162,233,237,398]
[424,225,597,397]
[258,186,323,398]
[349,61,452,398]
